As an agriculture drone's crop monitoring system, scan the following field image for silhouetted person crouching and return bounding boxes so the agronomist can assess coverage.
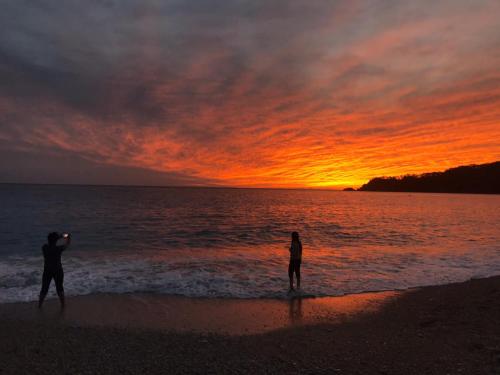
[288,231,302,291]
[38,232,71,309]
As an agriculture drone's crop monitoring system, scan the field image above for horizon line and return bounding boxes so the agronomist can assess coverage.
[3,161,497,192]
[0,181,347,192]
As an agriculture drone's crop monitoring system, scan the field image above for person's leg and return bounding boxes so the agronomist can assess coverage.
[295,261,301,290]
[288,260,295,290]
[38,270,52,308]
[54,269,65,308]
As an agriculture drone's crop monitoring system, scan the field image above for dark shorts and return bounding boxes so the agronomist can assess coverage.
[40,267,64,294]
[288,259,301,276]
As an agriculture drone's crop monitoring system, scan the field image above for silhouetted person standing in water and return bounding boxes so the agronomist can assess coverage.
[38,232,71,309]
[288,231,302,292]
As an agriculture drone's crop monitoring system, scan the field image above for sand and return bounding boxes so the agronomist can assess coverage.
[1,277,499,374]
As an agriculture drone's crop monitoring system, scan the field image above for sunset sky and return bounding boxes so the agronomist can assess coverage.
[1,0,499,188]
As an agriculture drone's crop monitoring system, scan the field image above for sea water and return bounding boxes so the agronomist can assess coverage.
[0,184,499,302]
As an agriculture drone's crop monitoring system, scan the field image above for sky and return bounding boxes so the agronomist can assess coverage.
[1,0,499,188]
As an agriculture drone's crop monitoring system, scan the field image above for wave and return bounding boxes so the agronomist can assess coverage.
[1,247,499,303]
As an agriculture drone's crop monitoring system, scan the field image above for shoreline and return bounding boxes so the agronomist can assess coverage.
[2,274,496,307]
[2,271,497,306]
[1,276,499,374]
[1,275,499,335]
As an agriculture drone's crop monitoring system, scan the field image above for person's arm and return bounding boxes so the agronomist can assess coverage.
[58,234,71,252]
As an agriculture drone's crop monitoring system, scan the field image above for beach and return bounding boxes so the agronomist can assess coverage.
[1,276,499,374]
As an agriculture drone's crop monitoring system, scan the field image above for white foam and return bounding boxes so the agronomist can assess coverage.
[1,245,500,303]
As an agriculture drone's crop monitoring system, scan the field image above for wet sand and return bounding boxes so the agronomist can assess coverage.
[1,277,500,374]
[0,290,399,335]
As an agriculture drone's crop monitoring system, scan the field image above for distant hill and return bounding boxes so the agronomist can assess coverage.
[358,161,500,194]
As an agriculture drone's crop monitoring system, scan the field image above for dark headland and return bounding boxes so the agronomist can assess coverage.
[358,161,500,194]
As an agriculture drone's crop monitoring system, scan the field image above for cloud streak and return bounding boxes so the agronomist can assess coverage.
[1,0,499,187]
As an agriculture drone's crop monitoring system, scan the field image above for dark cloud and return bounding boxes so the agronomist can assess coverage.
[0,147,219,186]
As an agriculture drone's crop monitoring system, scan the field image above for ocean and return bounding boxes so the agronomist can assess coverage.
[0,184,499,302]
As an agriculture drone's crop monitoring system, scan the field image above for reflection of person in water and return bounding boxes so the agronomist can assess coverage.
[289,298,303,323]
[38,232,71,309]
[288,231,302,291]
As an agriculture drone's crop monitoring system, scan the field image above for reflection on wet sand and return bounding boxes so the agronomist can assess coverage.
[0,290,401,335]
[288,298,303,324]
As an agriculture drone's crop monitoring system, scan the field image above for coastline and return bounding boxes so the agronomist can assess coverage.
[1,276,499,374]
